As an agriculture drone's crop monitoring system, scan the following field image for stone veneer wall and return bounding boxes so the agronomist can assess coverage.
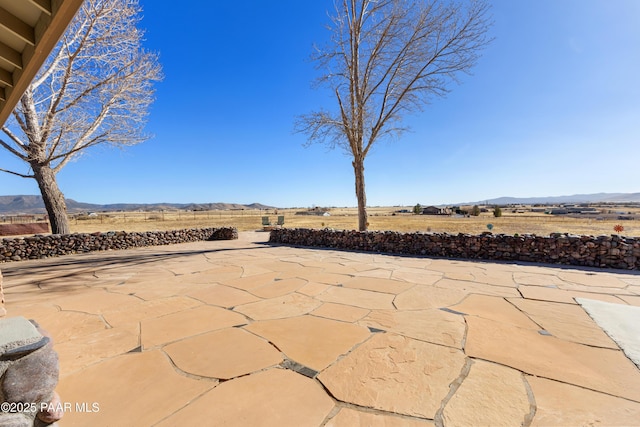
[269,228,640,270]
[0,227,237,262]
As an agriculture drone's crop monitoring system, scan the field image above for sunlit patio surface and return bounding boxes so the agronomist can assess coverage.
[3,231,640,426]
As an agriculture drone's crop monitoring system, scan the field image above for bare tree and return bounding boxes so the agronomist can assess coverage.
[296,0,491,231]
[0,0,162,234]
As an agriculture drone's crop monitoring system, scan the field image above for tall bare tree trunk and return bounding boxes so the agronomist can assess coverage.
[296,1,491,226]
[353,157,368,231]
[31,163,70,234]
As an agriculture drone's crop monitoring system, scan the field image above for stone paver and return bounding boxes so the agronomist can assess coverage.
[517,284,626,304]
[326,408,435,426]
[32,310,108,343]
[1,231,639,426]
[102,295,202,327]
[318,333,466,418]
[221,271,281,291]
[393,285,467,310]
[465,316,640,402]
[434,277,520,297]
[311,302,370,322]
[450,294,539,329]
[233,293,321,320]
[246,315,370,371]
[509,298,618,348]
[359,308,465,348]
[141,305,247,349]
[391,268,442,286]
[528,376,640,426]
[341,276,414,294]
[54,290,142,314]
[56,350,214,426]
[558,271,629,288]
[619,294,640,306]
[156,368,334,427]
[297,281,331,296]
[249,277,307,298]
[316,286,396,309]
[442,360,532,426]
[163,327,282,379]
[186,283,260,307]
[55,326,140,376]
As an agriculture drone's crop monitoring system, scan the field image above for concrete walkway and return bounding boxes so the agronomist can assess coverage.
[3,231,640,426]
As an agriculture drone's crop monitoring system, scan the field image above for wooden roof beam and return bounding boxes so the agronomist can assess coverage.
[0,41,22,69]
[0,6,36,46]
[0,67,12,87]
[0,0,83,126]
[26,0,53,16]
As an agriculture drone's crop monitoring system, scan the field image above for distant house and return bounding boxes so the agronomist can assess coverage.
[547,207,599,215]
[295,207,331,216]
[547,208,568,215]
[422,206,452,215]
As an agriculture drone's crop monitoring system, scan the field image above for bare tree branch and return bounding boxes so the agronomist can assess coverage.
[296,0,491,230]
[0,137,27,161]
[0,168,33,179]
[0,0,162,234]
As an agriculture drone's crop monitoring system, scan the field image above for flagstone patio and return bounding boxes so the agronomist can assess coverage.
[2,231,640,426]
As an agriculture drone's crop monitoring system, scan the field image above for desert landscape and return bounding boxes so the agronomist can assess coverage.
[2,205,637,237]
[2,194,639,238]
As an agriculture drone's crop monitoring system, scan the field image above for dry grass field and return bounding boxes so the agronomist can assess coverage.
[47,206,640,237]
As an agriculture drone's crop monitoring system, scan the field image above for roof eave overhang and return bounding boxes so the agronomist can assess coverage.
[0,0,84,126]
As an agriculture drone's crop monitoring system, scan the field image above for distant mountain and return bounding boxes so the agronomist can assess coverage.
[0,195,43,212]
[0,195,275,215]
[468,192,640,205]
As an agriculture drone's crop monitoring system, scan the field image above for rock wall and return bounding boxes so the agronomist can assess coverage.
[269,228,640,270]
[0,227,237,263]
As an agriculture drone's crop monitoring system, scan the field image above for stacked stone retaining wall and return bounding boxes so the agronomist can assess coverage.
[269,228,640,270]
[0,227,237,262]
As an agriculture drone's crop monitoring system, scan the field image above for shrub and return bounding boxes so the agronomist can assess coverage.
[493,206,502,218]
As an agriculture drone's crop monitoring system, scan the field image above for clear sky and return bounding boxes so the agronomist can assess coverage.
[1,0,639,207]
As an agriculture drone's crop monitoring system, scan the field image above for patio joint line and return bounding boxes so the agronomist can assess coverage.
[522,374,537,427]
[433,357,474,427]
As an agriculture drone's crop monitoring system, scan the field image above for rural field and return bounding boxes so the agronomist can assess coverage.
[42,206,640,237]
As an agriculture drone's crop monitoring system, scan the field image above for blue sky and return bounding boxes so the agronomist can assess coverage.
[1,0,639,207]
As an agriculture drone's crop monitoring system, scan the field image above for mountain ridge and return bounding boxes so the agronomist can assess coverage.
[2,192,639,215]
[465,192,640,206]
[0,195,275,215]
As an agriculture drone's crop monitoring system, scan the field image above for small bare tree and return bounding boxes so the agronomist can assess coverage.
[296,0,491,231]
[0,0,162,234]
